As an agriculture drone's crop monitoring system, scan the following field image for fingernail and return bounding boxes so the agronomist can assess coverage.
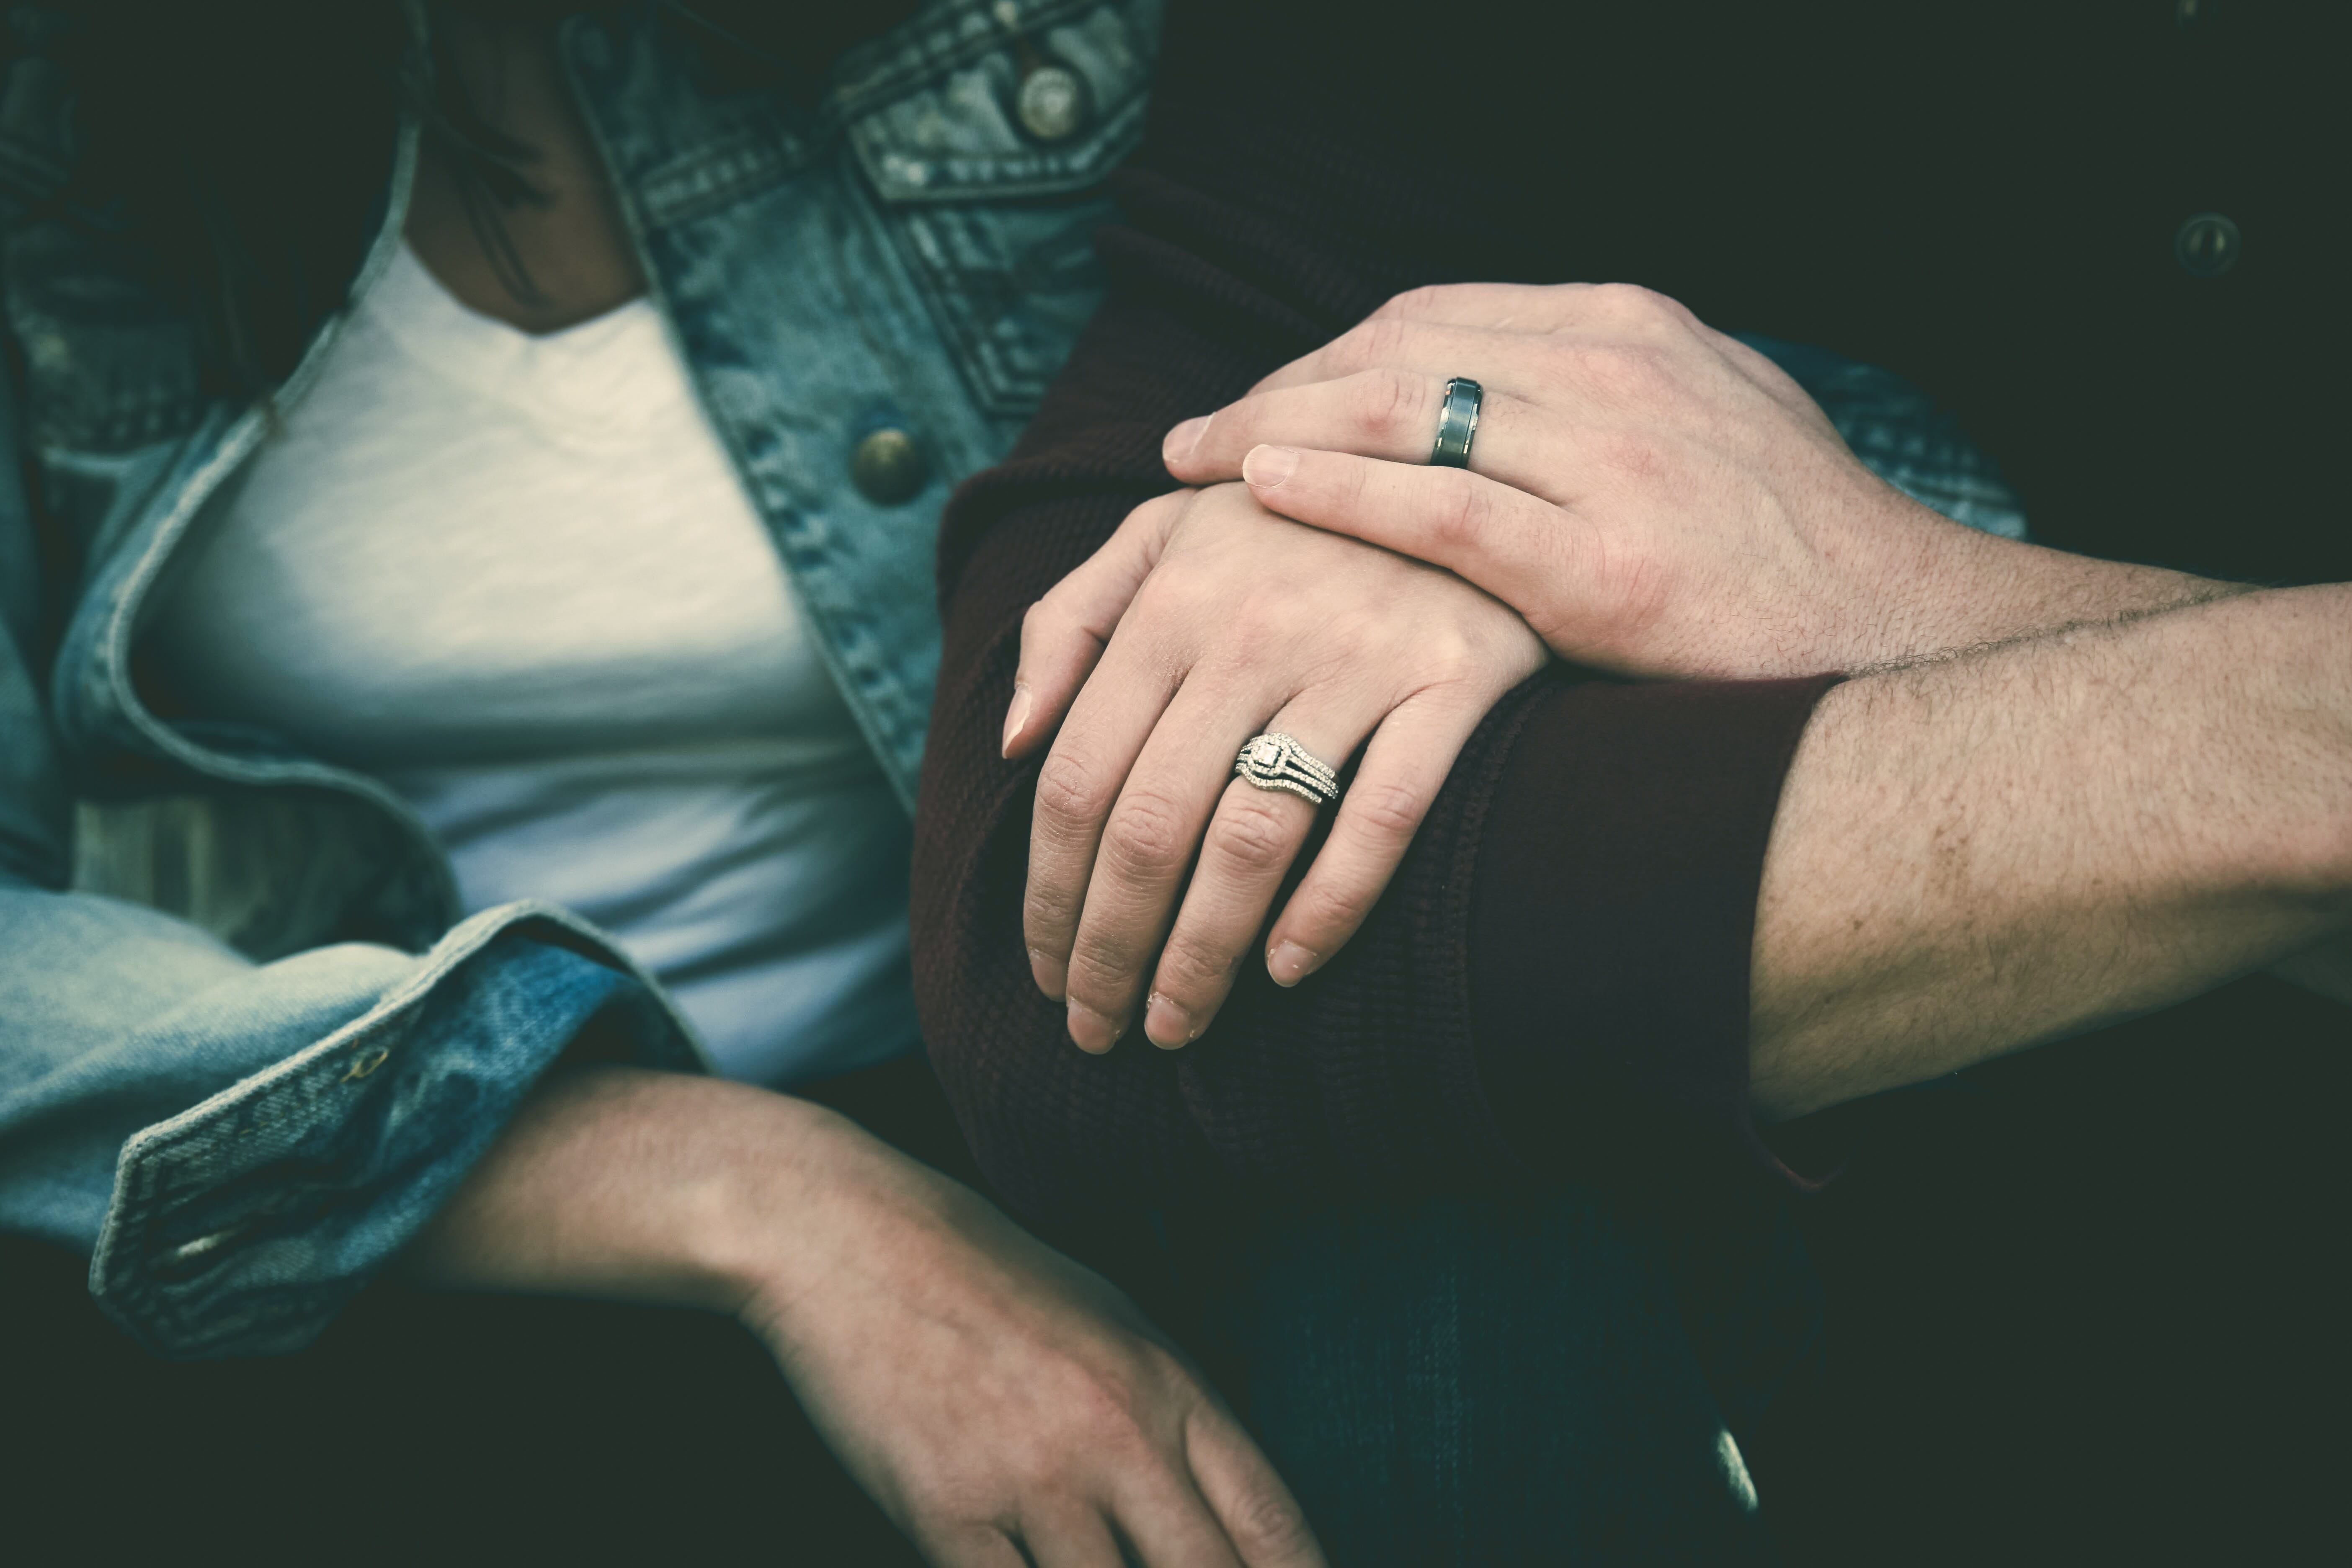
[1067,998,1124,1054]
[1243,445,1299,489]
[1163,416,1209,465]
[1144,992,1199,1050]
[1001,683,1032,757]
[1029,946,1068,1001]
[1268,941,1319,987]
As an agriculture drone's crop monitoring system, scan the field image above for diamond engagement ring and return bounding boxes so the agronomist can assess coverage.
[1234,731,1341,806]
[1430,376,1483,468]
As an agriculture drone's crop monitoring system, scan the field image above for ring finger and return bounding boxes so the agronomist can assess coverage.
[1137,697,1380,1049]
[1164,368,1561,495]
[1060,672,1318,1050]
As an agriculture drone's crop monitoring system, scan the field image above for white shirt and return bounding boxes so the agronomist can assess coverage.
[148,243,920,1086]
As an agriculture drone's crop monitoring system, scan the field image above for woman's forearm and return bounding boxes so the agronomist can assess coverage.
[396,1065,1331,1565]
[1751,583,2352,1121]
[395,1065,857,1314]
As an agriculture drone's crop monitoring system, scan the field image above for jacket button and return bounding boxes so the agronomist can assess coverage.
[1017,65,1088,142]
[2174,212,2241,278]
[851,428,930,505]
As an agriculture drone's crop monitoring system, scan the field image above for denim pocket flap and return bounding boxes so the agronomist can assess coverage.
[840,0,1158,204]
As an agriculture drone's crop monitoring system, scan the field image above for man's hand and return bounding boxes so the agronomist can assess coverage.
[1002,483,1545,1035]
[403,1067,1323,1568]
[1165,281,2221,678]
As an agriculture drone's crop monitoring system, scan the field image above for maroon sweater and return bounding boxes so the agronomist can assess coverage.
[909,3,1865,1226]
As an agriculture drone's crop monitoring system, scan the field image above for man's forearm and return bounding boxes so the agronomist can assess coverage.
[1750,583,2352,1122]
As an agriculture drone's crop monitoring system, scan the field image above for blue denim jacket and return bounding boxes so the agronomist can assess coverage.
[0,2,2021,1362]
[0,0,1162,1357]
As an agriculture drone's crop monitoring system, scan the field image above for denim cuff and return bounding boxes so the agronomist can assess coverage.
[89,903,702,1359]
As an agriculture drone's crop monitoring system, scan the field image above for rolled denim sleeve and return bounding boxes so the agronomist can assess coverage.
[0,317,702,1358]
[0,890,701,1358]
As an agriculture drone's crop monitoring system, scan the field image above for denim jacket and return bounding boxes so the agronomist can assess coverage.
[0,0,1162,1357]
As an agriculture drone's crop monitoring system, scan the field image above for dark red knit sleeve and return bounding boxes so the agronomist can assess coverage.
[1470,674,1841,1187]
[909,0,1840,1227]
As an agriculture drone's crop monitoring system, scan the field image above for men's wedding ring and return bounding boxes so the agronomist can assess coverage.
[1430,377,1483,468]
[1234,731,1340,806]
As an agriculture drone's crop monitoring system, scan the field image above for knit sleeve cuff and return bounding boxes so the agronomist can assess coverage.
[1468,671,1842,1186]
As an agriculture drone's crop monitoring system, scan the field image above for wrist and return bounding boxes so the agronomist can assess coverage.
[715,1096,978,1345]
[1822,490,2231,674]
[2238,583,2352,904]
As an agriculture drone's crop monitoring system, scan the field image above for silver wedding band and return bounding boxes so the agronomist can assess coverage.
[1234,731,1340,806]
[1430,377,1482,468]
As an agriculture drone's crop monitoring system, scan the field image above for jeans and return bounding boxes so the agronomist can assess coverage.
[1169,1180,1813,1567]
[703,1055,1822,1562]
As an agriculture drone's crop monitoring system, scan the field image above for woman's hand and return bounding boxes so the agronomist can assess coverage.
[1163,282,2213,679]
[744,1093,1322,1568]
[404,1066,1322,1568]
[1002,482,1545,1035]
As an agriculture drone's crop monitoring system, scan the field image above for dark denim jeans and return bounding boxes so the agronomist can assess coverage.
[1162,1178,1816,1567]
[816,1051,1822,1563]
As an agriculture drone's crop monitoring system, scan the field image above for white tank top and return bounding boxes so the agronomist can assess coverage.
[146,242,920,1087]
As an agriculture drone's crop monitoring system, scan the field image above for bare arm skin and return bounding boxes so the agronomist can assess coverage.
[402,1066,1322,1568]
[1750,584,2352,1119]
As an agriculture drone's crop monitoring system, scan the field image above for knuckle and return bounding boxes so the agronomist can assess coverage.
[1346,776,1429,842]
[1319,601,1387,657]
[1209,794,1299,877]
[1100,788,1193,880]
[1228,1486,1317,1556]
[1018,595,1070,655]
[1592,280,1678,326]
[1032,748,1112,835]
[1134,558,1218,625]
[1355,367,1426,444]
[1066,924,1150,1007]
[1023,878,1078,941]
[1211,596,1285,665]
[1375,282,1448,320]
[1154,934,1235,998]
[1283,878,1365,942]
[1429,469,1492,549]
[1050,1361,1153,1448]
[1416,622,1493,683]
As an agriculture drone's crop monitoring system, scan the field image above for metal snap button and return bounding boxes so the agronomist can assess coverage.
[2174,212,2241,278]
[155,1222,251,1278]
[851,428,930,506]
[1016,65,1089,143]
